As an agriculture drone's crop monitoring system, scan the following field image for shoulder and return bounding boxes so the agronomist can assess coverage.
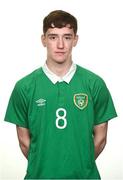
[77,65,101,80]
[14,67,43,91]
[76,64,107,89]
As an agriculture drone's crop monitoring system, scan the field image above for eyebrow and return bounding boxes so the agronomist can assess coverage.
[47,34,73,37]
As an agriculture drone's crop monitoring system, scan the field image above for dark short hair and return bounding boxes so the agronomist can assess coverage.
[43,10,77,34]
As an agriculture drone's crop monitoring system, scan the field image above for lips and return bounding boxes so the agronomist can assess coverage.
[55,51,66,55]
[55,51,65,53]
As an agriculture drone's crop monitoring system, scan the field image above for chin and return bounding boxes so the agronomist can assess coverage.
[54,59,66,64]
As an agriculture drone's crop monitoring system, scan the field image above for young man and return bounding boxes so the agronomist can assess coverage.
[5,10,117,179]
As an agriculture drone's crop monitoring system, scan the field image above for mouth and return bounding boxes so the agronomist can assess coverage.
[55,52,66,55]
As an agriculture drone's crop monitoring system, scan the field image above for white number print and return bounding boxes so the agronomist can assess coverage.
[56,108,67,129]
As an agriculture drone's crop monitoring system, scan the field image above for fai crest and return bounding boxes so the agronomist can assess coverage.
[74,93,88,110]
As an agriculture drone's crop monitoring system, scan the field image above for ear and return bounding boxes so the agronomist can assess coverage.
[73,35,79,47]
[41,34,46,47]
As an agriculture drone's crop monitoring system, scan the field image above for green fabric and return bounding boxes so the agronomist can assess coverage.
[5,65,117,179]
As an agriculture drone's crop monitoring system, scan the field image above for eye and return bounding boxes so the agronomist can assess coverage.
[49,36,57,40]
[64,36,72,40]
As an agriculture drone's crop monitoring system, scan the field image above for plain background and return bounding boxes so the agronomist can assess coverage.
[0,0,123,179]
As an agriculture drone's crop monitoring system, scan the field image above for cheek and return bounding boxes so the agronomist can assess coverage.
[47,42,56,49]
[47,44,53,51]
[65,41,75,49]
[47,44,56,56]
[66,44,73,52]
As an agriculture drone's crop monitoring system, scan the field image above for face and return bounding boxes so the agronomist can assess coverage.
[41,26,78,64]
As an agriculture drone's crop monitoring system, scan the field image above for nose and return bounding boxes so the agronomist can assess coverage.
[57,37,64,49]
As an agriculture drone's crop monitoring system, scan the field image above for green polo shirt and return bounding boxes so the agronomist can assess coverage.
[4,65,117,179]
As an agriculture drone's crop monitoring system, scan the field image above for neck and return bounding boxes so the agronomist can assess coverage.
[46,59,73,77]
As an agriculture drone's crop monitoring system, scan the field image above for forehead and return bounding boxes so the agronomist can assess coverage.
[46,27,75,36]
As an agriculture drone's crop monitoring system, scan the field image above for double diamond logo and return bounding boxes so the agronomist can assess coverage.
[36,98,46,106]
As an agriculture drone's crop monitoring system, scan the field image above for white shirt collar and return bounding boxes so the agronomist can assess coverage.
[42,62,77,84]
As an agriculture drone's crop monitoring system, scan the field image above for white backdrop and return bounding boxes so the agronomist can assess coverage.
[0,0,123,179]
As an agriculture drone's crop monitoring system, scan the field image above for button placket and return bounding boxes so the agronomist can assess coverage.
[57,82,65,107]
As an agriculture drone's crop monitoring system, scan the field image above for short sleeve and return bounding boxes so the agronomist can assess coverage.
[4,82,29,128]
[92,78,117,125]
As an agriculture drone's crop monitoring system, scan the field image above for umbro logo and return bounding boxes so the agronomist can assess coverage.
[36,98,46,106]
